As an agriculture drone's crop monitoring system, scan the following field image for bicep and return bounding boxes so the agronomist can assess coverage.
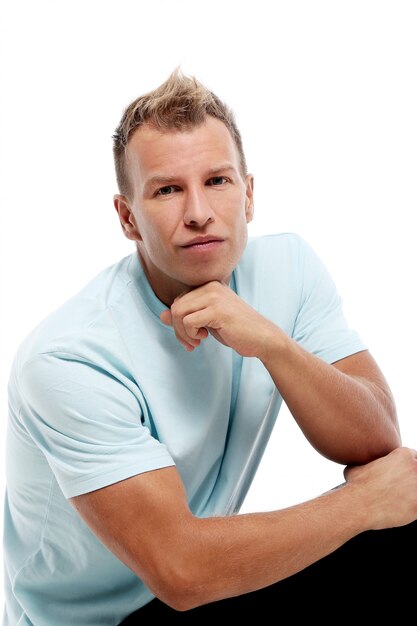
[70,466,194,598]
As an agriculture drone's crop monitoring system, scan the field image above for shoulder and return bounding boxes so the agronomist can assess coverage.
[233,232,313,310]
[10,253,136,374]
[245,231,308,259]
[238,231,310,277]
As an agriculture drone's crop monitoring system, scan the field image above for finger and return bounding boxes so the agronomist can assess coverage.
[171,315,202,348]
[343,463,362,482]
[180,339,198,352]
[172,288,194,304]
[183,311,212,342]
[195,327,209,339]
[171,318,200,348]
[170,303,202,348]
[170,283,225,347]
[160,307,200,350]
[160,308,198,350]
[160,310,173,326]
[172,282,224,311]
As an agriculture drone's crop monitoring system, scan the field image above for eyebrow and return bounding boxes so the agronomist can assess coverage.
[143,175,178,195]
[143,163,238,195]
[206,163,237,176]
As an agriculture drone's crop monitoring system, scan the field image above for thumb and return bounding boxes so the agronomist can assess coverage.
[160,309,173,326]
[343,463,362,482]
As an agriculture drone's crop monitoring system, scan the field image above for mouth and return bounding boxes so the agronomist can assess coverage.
[181,236,224,251]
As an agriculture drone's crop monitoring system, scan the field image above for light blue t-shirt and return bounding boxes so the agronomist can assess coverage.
[3,233,366,626]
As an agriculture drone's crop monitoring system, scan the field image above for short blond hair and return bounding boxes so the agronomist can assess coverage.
[112,68,248,197]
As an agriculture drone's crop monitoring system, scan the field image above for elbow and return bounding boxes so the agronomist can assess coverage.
[162,591,199,613]
[385,426,402,453]
[353,402,402,464]
[358,422,401,465]
[374,384,402,453]
[136,519,215,611]
[154,566,205,612]
[373,403,402,457]
[145,537,209,612]
[357,423,401,464]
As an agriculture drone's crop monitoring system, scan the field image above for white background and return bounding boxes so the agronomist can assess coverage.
[1,0,416,611]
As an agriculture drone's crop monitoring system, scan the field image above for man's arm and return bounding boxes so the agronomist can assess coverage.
[259,334,399,465]
[161,282,400,465]
[71,449,417,611]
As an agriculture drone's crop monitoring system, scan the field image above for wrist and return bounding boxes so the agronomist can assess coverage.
[257,323,292,367]
[333,482,372,534]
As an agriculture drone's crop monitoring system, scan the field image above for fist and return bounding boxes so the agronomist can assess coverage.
[160,281,280,359]
[344,446,417,530]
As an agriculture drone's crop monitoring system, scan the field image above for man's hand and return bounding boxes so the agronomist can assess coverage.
[160,281,278,359]
[344,446,417,530]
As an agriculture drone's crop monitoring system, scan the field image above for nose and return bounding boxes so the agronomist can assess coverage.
[183,188,215,227]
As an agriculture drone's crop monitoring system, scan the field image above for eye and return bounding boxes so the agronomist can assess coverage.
[157,185,178,196]
[208,176,228,186]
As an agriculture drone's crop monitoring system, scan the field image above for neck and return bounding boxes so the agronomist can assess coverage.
[136,248,232,307]
[136,249,191,307]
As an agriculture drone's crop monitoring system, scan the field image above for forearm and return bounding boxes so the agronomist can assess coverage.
[161,282,399,464]
[260,326,400,464]
[72,450,417,613]
[175,483,365,609]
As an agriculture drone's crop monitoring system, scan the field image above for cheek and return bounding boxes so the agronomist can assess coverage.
[231,205,250,249]
[138,211,167,241]
[224,199,250,232]
[141,216,176,257]
[235,220,249,253]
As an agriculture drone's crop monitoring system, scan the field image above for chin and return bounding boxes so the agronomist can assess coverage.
[183,268,233,287]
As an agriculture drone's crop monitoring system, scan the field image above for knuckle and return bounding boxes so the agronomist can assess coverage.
[174,330,182,342]
[207,281,220,294]
[170,302,182,319]
[183,316,193,333]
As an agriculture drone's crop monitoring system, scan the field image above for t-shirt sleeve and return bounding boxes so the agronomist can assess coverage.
[18,352,175,498]
[292,236,367,363]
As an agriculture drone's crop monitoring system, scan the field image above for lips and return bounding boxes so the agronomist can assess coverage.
[181,235,224,247]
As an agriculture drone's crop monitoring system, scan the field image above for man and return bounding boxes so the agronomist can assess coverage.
[3,69,417,626]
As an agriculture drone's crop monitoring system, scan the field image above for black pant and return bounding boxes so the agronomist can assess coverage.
[120,520,417,623]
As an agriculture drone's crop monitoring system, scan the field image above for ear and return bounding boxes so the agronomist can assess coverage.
[244,174,254,223]
[113,195,141,241]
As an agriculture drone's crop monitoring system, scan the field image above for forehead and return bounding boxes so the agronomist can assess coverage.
[126,117,240,183]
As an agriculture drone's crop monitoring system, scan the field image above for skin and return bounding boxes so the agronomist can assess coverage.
[70,116,417,611]
[114,116,254,306]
